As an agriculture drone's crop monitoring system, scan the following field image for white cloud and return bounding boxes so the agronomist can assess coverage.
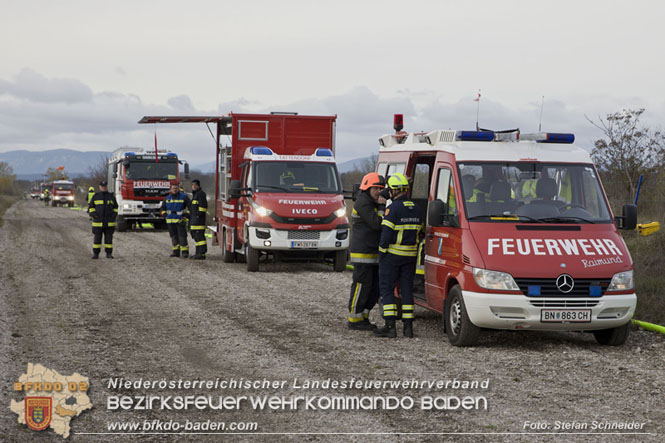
[0,68,93,104]
[0,70,659,167]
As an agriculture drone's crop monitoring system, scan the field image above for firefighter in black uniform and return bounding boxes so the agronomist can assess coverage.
[189,179,208,260]
[347,172,386,330]
[374,173,423,338]
[160,183,191,258]
[88,180,118,259]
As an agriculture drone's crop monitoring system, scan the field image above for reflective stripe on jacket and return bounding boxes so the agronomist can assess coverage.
[160,192,191,224]
[88,191,118,227]
[379,197,422,258]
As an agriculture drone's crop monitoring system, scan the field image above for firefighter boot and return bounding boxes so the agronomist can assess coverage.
[170,250,180,258]
[181,251,189,259]
[347,319,376,331]
[403,320,414,338]
[373,319,396,338]
[91,253,99,260]
[106,252,113,259]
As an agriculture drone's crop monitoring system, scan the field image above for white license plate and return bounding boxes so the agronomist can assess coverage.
[290,241,318,249]
[541,309,591,323]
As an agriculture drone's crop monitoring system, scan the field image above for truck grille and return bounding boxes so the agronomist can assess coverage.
[514,278,611,297]
[529,299,600,308]
[287,230,321,240]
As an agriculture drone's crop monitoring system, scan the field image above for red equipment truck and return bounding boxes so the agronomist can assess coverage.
[139,113,349,271]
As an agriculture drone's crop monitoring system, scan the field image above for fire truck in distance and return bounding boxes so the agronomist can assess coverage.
[50,180,76,207]
[107,147,189,231]
[375,115,638,346]
[138,113,349,272]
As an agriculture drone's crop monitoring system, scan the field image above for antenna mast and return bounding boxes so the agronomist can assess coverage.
[538,96,545,132]
[474,89,481,131]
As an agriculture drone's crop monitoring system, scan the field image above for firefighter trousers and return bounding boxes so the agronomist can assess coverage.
[92,226,115,255]
[347,263,380,324]
[191,229,207,256]
[378,254,416,322]
[167,223,189,255]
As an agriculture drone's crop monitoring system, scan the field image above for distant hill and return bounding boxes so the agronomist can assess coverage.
[337,156,375,174]
[0,149,111,180]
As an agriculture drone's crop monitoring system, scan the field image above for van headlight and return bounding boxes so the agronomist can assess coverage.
[473,268,520,291]
[607,270,634,291]
[334,207,346,218]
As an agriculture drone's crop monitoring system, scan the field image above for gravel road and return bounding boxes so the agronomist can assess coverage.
[1,200,663,442]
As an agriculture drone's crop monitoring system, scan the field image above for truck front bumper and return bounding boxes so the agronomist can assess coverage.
[248,226,349,251]
[462,290,636,331]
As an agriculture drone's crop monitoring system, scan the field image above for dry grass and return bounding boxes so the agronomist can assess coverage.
[622,209,665,325]
[0,195,19,227]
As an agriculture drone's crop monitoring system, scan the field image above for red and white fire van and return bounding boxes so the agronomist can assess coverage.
[376,118,638,346]
[138,113,349,272]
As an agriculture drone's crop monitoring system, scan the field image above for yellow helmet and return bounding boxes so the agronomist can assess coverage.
[387,173,409,190]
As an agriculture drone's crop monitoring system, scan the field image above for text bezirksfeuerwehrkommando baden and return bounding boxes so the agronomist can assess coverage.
[106,377,490,411]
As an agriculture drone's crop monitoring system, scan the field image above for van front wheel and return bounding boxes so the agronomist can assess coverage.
[444,285,480,347]
[246,243,259,272]
[593,323,630,346]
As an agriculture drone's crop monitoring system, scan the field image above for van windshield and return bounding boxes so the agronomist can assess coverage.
[457,162,613,223]
[252,161,342,194]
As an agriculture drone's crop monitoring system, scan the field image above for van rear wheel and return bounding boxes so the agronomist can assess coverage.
[593,323,630,346]
[444,285,480,346]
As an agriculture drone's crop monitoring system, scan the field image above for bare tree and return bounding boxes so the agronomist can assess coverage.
[586,108,665,200]
[86,154,109,186]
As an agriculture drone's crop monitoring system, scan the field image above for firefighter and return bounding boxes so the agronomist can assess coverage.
[374,173,423,338]
[88,180,118,259]
[43,188,50,206]
[87,186,95,205]
[160,183,190,258]
[347,172,386,331]
[189,179,208,260]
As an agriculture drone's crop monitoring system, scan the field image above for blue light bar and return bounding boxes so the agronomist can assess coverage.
[166,152,177,157]
[456,130,495,142]
[124,152,136,157]
[315,148,333,157]
[544,133,575,144]
[250,146,274,155]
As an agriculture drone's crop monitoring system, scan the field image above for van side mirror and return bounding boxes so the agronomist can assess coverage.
[184,163,190,180]
[428,200,445,227]
[616,204,637,230]
[428,199,459,228]
[122,159,130,168]
[352,183,360,201]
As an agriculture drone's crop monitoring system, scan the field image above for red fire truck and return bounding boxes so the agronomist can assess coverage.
[50,180,76,207]
[139,113,349,271]
[375,116,637,346]
[107,147,189,231]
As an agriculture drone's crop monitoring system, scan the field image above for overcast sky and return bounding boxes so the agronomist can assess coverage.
[1,0,664,165]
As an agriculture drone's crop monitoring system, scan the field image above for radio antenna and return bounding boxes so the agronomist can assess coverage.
[474,90,481,131]
[538,96,545,132]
